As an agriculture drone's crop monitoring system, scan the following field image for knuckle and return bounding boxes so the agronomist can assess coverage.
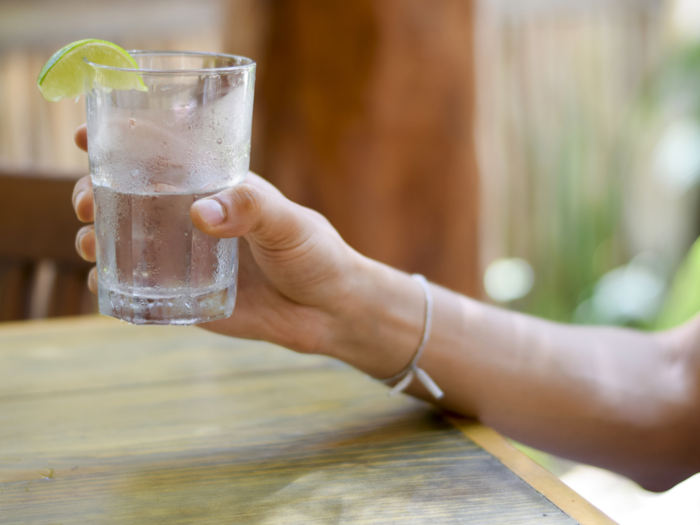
[229,183,263,219]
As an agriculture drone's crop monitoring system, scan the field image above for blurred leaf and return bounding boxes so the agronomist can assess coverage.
[654,236,700,330]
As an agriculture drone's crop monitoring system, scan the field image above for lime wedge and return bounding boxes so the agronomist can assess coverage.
[37,39,147,102]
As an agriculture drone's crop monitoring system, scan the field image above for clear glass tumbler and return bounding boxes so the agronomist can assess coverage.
[85,51,255,325]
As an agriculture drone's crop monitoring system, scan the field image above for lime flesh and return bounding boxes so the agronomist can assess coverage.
[37,39,147,102]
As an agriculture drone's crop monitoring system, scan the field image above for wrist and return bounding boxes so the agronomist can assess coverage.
[324,254,425,379]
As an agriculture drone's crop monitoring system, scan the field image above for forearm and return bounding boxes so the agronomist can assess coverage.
[425,284,699,489]
[330,259,700,490]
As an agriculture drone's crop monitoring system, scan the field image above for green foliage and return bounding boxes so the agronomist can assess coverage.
[517,36,700,327]
[654,236,700,330]
[647,40,700,330]
[513,87,631,324]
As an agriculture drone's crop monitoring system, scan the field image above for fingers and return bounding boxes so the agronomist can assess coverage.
[73,126,94,296]
[190,181,310,250]
[76,225,96,262]
[75,124,87,152]
[72,175,94,222]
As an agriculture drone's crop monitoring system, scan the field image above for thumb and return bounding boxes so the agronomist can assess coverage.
[190,183,311,250]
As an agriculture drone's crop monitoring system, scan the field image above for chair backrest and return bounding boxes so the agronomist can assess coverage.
[0,168,95,321]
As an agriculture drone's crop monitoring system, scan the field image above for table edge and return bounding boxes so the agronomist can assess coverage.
[446,416,618,525]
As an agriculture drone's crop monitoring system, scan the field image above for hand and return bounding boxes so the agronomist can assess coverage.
[71,124,368,355]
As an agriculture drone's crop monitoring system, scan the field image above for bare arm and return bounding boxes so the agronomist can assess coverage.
[72,125,700,492]
[330,263,700,491]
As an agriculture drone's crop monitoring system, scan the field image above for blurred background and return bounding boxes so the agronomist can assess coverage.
[478,0,700,333]
[2,0,700,521]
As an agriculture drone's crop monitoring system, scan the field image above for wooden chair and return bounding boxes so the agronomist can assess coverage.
[0,168,95,321]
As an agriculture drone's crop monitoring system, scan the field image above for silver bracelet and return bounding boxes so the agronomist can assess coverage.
[379,274,444,399]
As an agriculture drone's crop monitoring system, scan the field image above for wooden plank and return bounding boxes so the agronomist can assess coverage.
[0,318,329,397]
[0,317,590,523]
[448,417,618,525]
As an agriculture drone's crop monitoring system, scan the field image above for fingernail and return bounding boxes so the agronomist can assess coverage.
[194,199,225,227]
[74,191,85,208]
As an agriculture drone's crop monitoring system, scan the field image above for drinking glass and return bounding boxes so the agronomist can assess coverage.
[85,51,255,325]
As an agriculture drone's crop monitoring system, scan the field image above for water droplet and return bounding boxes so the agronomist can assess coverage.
[216,138,222,145]
[128,118,136,128]
[131,169,139,178]
[162,141,168,147]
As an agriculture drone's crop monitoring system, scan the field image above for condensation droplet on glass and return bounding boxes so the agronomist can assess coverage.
[217,138,222,145]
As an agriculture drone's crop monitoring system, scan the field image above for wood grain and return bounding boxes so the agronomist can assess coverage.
[0,317,603,523]
[448,418,617,525]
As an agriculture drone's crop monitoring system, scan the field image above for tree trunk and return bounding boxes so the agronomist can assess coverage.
[239,0,481,297]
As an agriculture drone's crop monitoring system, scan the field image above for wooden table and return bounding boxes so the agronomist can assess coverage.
[0,316,615,524]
